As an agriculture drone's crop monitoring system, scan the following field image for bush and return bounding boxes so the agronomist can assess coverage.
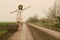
[53,23,60,28]
[6,24,19,32]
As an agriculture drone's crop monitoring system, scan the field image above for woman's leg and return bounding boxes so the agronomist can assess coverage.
[16,18,23,30]
[17,21,23,30]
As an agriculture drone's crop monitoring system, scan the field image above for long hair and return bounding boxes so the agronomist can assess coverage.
[18,5,23,10]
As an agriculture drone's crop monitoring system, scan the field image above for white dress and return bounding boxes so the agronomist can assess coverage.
[16,10,22,22]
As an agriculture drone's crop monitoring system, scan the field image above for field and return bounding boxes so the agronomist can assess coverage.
[0,22,18,36]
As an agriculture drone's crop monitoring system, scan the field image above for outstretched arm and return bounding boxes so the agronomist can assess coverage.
[22,6,31,11]
[10,10,17,14]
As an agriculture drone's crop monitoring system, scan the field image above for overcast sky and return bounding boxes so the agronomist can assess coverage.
[0,0,55,22]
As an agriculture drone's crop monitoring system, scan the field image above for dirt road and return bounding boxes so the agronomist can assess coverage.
[9,23,34,40]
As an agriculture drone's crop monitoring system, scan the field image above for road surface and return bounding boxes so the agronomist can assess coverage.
[8,23,34,40]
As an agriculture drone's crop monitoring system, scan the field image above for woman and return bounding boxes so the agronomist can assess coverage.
[10,5,31,30]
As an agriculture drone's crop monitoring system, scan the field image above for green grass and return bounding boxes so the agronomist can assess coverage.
[0,22,15,25]
[0,22,16,27]
[0,29,8,35]
[33,22,55,26]
[0,22,16,35]
[31,21,60,32]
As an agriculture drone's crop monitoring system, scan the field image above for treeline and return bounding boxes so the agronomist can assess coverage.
[26,15,60,32]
